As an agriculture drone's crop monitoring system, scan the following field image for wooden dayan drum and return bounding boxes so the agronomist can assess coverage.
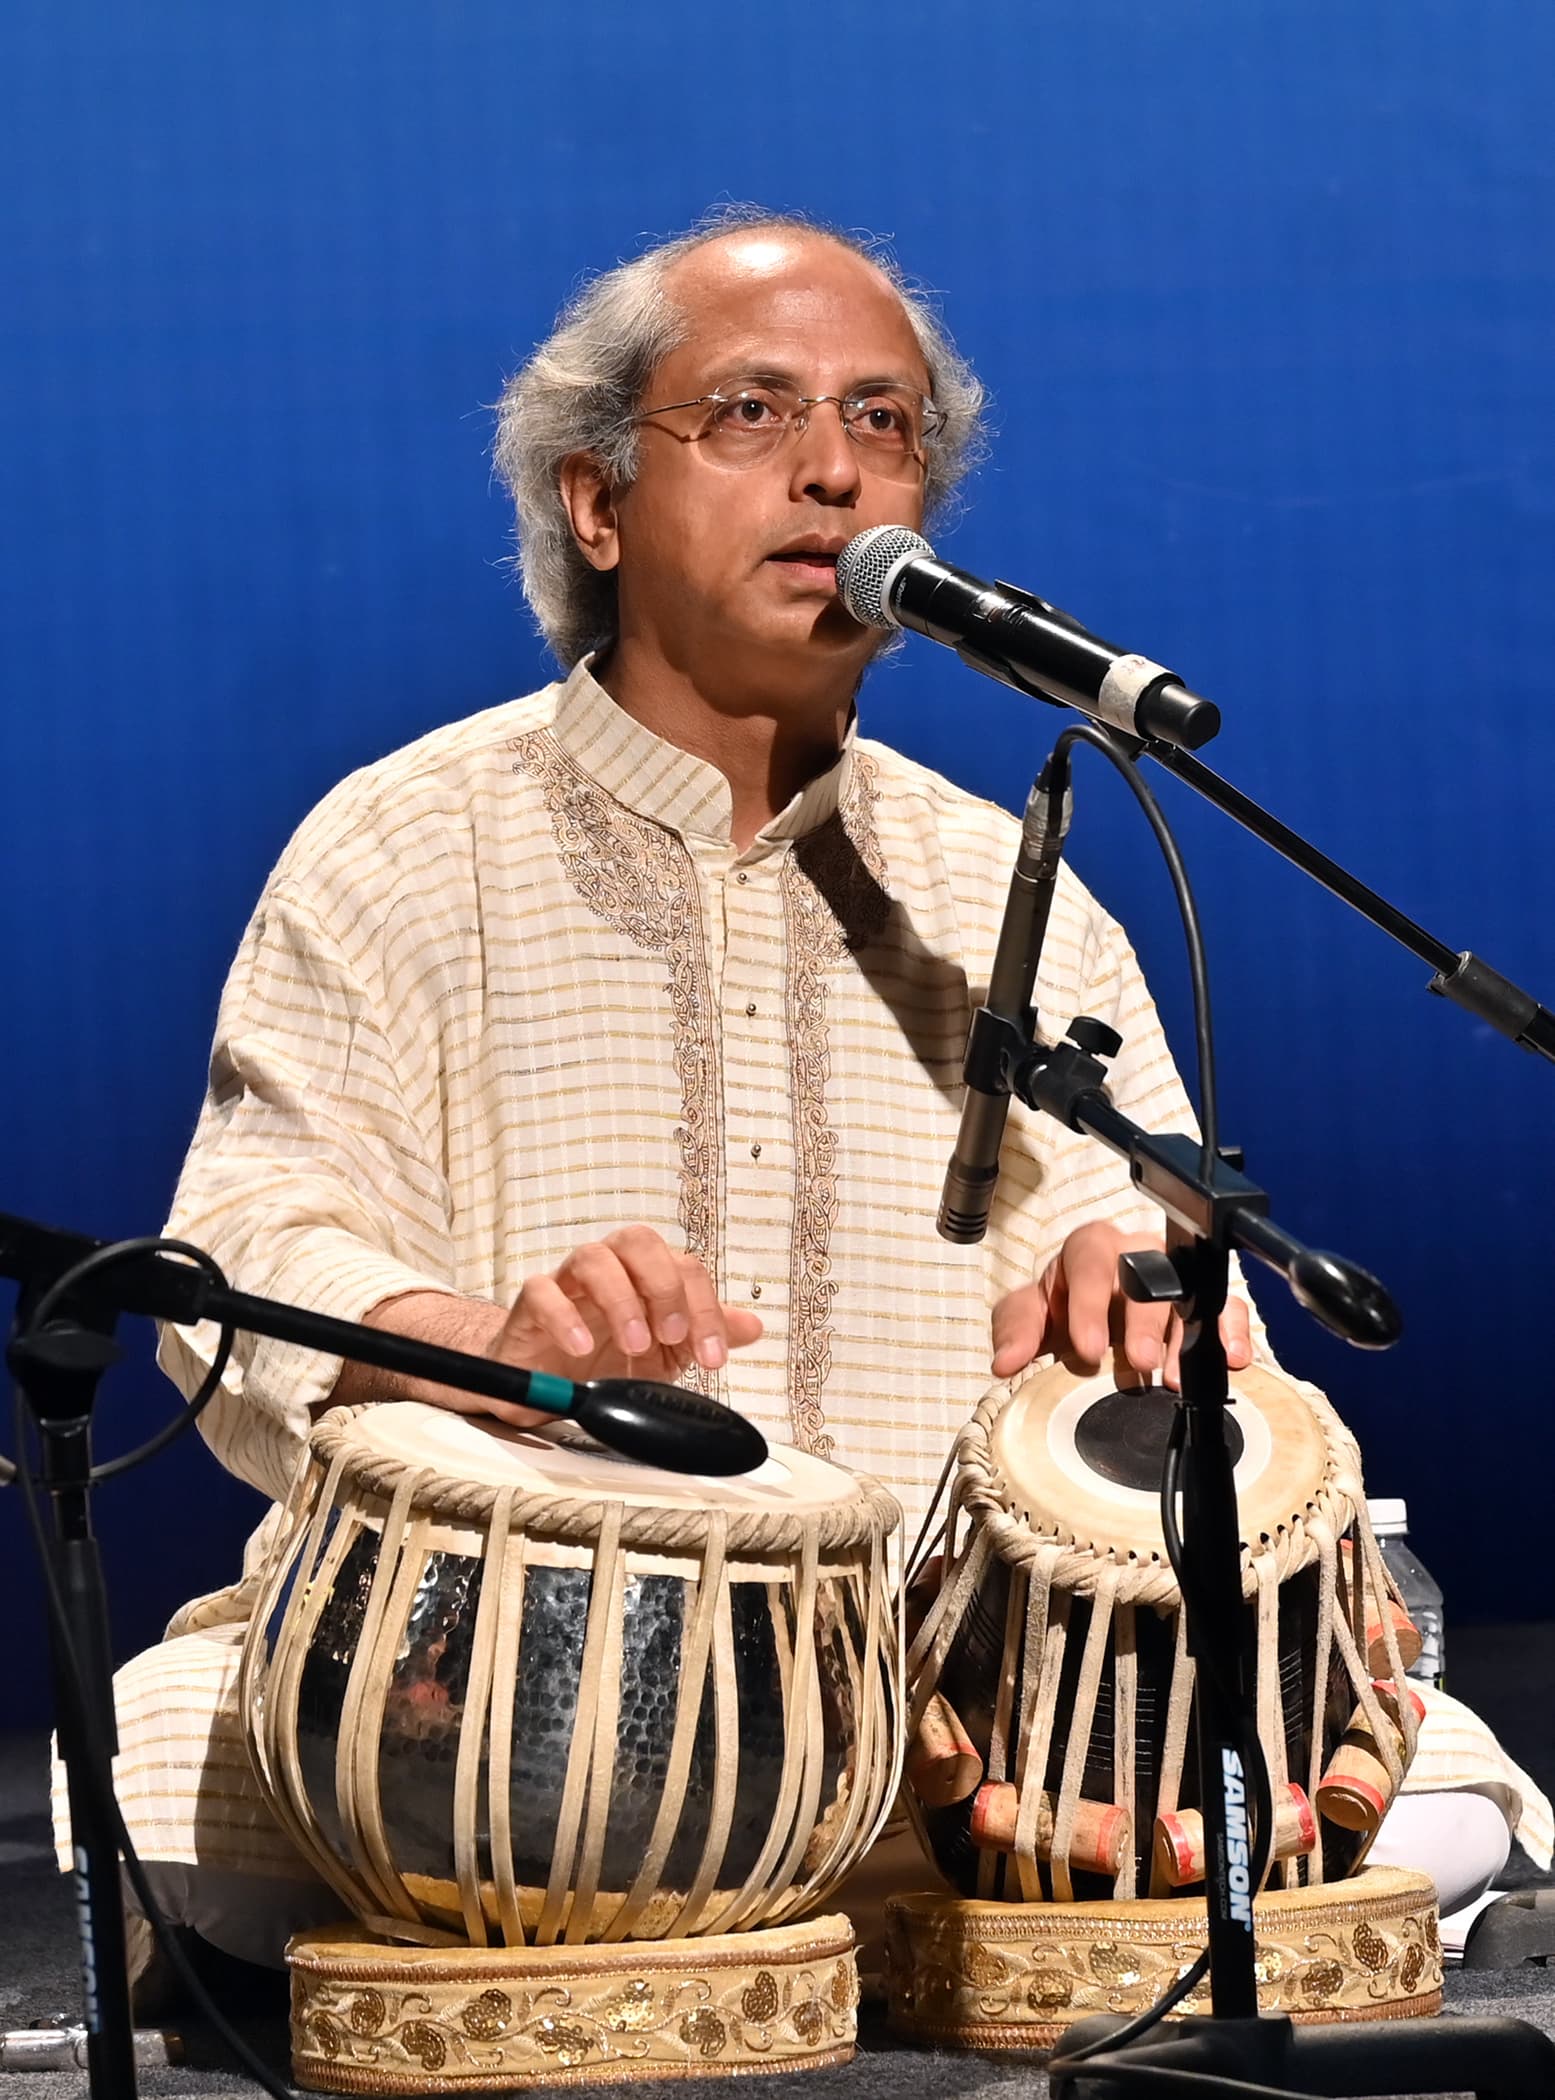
[902,1357,1422,1905]
[240,1402,902,1949]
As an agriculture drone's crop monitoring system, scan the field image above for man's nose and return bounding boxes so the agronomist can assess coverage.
[787,399,862,504]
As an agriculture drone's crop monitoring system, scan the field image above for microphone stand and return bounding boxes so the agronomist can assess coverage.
[981,1023,1555,2098]
[1148,739,1555,1063]
[1,1208,765,2100]
[935,730,1555,2099]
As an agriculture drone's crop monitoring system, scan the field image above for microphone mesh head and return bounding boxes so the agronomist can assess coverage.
[836,526,935,629]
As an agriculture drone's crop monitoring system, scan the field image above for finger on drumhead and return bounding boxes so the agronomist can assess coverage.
[675,1254,731,1370]
[562,1242,653,1357]
[1060,1237,1120,1366]
[429,1389,553,1432]
[608,1225,692,1346]
[1159,1303,1251,1389]
[512,1273,595,1357]
[1222,1299,1253,1369]
[1120,1292,1171,1374]
[990,1329,1041,1377]
[482,1400,555,1430]
[989,1279,1050,1377]
[1158,1318,1184,1392]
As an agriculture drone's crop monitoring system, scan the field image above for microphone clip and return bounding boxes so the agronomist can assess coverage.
[960,1003,1030,1100]
[1011,1015,1123,1131]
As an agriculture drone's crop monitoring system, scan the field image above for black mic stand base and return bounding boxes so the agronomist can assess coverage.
[1050,2007,1555,2100]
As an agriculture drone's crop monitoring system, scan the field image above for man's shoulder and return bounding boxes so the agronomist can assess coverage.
[270,683,562,887]
[856,734,1022,849]
[857,733,1117,942]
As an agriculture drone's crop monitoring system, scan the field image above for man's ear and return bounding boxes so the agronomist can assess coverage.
[559,453,620,573]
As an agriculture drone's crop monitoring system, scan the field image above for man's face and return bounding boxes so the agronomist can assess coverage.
[582,232,933,698]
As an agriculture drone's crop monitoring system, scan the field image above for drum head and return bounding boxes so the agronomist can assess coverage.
[988,1357,1329,1560]
[330,1400,858,1518]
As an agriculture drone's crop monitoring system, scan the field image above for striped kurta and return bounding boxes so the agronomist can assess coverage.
[59,659,1550,1883]
[158,658,1205,1534]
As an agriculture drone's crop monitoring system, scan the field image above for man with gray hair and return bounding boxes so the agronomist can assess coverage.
[66,208,1543,1996]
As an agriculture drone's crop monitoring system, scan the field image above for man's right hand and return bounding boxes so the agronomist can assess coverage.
[339,1227,763,1429]
[490,1224,763,1389]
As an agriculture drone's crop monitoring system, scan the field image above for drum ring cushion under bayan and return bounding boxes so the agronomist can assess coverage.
[287,1912,859,2091]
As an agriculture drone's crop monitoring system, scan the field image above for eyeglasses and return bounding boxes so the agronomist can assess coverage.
[628,377,944,475]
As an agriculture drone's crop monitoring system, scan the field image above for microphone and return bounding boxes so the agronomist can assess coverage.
[567,1377,768,1475]
[519,1367,769,1477]
[938,750,1073,1243]
[836,527,1221,751]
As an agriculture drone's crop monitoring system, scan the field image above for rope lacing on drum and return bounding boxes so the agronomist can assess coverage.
[309,1406,900,1558]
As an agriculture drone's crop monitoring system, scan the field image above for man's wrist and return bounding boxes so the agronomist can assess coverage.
[330,1291,508,1406]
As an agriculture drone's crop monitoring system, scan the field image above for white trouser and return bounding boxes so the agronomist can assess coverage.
[125,1864,350,1980]
[1365,1784,1512,1917]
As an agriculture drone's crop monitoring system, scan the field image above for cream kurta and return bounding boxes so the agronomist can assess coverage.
[62,660,1550,1883]
[159,659,1203,1540]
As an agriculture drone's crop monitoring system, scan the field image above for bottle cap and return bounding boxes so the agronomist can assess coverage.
[1366,1496,1408,1534]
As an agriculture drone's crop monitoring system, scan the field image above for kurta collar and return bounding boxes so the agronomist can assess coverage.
[548,657,857,849]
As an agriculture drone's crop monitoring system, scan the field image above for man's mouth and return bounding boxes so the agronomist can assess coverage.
[767,544,843,584]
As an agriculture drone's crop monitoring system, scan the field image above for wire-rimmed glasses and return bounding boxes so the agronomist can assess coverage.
[628,377,943,475]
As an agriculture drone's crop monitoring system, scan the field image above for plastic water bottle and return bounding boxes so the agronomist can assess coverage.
[1366,1496,1444,1690]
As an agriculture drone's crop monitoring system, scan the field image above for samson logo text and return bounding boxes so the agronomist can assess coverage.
[73,1846,101,2029]
[1221,1748,1253,1926]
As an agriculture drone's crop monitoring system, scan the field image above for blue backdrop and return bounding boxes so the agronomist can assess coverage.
[4,1,1552,1724]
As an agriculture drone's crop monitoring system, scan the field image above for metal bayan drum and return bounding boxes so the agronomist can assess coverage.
[240,1402,902,1947]
[905,1356,1420,1904]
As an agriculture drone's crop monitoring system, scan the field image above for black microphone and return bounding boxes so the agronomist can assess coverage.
[565,1377,768,1476]
[836,527,1221,751]
[499,1360,768,1476]
[939,750,1073,1243]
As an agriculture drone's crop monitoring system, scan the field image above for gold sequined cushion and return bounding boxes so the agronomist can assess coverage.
[885,1866,1441,2053]
[287,1914,859,2092]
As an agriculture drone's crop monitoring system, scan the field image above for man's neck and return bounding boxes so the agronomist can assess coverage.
[596,640,856,851]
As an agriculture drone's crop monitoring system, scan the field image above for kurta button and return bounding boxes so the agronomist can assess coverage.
[735,870,749,884]
[750,1282,762,1299]
[750,1141,762,1158]
[745,1001,757,1017]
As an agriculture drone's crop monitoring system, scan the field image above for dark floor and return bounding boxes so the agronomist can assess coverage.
[3,1625,1554,2098]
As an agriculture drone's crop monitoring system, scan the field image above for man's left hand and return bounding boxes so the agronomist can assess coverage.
[991,1220,1253,1387]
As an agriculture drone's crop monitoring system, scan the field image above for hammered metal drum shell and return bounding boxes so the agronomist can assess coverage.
[242,1404,901,1947]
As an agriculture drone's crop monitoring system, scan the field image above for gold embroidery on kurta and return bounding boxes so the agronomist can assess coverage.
[510,731,720,1390]
[779,752,891,1455]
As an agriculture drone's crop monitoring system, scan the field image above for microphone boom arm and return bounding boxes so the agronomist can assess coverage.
[1148,740,1555,1063]
[982,657,1555,1065]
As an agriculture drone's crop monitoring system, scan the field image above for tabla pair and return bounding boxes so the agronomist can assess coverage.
[240,1356,1437,2083]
